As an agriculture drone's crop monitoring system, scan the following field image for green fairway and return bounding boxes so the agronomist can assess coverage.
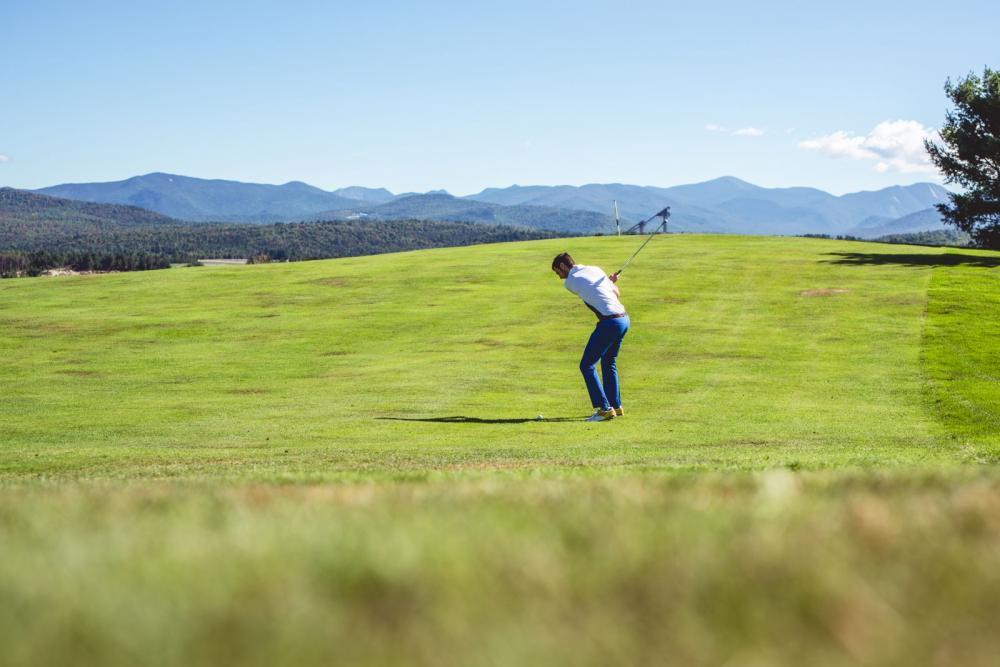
[3,235,997,477]
[1,235,998,665]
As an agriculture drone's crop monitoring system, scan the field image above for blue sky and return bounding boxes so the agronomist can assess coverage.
[2,0,997,194]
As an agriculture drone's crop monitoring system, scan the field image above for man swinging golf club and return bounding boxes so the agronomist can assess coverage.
[552,252,629,422]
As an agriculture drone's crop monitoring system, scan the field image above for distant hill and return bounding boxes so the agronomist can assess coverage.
[311,193,614,233]
[36,173,370,222]
[874,228,970,247]
[331,186,396,204]
[0,187,182,228]
[466,177,951,236]
[846,207,948,239]
[661,176,834,208]
[1,187,184,255]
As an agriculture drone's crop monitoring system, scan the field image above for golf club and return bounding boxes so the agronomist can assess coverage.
[613,206,670,278]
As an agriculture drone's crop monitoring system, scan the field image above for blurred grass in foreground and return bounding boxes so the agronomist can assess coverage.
[2,472,999,667]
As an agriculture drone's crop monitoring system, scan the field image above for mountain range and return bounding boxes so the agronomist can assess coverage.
[37,173,362,223]
[468,178,949,237]
[304,194,614,234]
[32,172,951,237]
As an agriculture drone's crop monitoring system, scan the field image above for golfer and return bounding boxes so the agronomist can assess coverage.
[552,252,630,422]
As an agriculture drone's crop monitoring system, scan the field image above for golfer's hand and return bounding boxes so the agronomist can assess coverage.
[610,272,620,283]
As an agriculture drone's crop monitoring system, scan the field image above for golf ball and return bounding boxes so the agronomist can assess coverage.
[536,415,543,421]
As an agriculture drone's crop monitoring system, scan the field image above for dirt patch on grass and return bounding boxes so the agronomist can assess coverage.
[440,460,543,472]
[55,369,101,377]
[226,388,268,395]
[310,276,372,288]
[18,321,83,335]
[800,288,851,297]
[673,351,766,361]
[881,294,924,306]
[315,277,350,287]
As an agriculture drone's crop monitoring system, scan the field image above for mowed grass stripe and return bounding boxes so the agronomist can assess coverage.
[0,235,989,480]
[922,248,1000,456]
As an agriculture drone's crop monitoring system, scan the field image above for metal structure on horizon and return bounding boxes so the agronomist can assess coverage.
[624,206,670,235]
[613,206,671,277]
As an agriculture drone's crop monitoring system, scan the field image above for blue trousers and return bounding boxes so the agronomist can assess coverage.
[579,315,630,410]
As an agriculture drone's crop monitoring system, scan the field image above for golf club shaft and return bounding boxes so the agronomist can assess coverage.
[616,227,659,275]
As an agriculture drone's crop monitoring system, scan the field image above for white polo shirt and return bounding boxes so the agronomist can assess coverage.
[564,265,626,317]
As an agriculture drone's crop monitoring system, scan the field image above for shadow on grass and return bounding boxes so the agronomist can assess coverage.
[824,251,1000,268]
[377,415,584,424]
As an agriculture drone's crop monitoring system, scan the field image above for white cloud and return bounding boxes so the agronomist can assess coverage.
[706,124,764,137]
[799,131,873,159]
[799,120,937,173]
[0,154,9,163]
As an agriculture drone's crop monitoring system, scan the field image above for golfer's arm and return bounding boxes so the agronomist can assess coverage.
[602,273,620,297]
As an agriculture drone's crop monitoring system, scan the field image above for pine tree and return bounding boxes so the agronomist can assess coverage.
[925,68,1000,249]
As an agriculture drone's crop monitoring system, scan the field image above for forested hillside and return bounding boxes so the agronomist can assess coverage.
[6,217,557,261]
[0,188,562,276]
[1,187,180,226]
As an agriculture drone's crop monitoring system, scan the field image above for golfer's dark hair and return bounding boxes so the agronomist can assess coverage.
[552,252,575,271]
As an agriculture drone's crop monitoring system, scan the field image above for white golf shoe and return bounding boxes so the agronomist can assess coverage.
[586,408,616,422]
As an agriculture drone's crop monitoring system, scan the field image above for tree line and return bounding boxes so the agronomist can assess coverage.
[0,251,171,278]
[0,218,561,278]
